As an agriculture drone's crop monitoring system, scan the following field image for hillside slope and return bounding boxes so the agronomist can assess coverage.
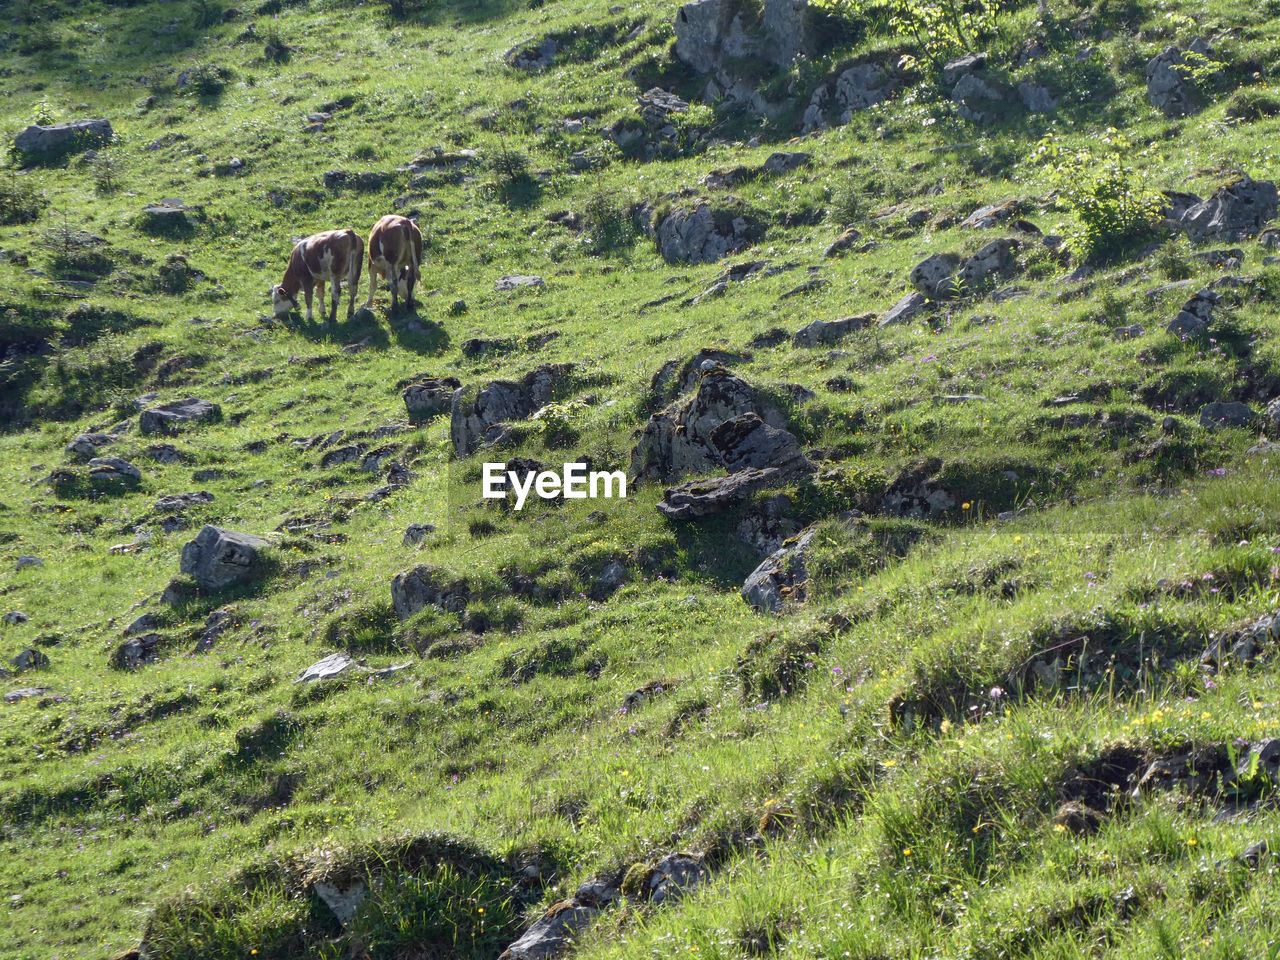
[1,0,1279,957]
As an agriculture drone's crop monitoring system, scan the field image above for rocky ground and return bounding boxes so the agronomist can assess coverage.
[1,0,1280,957]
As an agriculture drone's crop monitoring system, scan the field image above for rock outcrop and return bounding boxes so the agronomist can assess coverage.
[403,375,462,424]
[1179,175,1278,241]
[657,202,762,265]
[179,526,269,592]
[139,397,221,435]
[1145,44,1205,118]
[450,364,574,457]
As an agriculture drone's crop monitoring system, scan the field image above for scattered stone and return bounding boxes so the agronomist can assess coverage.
[631,367,790,481]
[320,444,365,469]
[1198,401,1255,428]
[1115,324,1145,339]
[296,653,354,683]
[402,524,436,548]
[1166,287,1220,337]
[4,687,50,703]
[114,633,163,669]
[15,556,42,571]
[506,35,558,71]
[803,62,897,132]
[4,612,29,625]
[659,467,790,521]
[140,397,221,435]
[10,648,49,672]
[1180,175,1278,241]
[648,853,708,905]
[1018,82,1057,114]
[743,524,823,612]
[879,291,929,327]
[761,151,811,175]
[952,71,1011,125]
[88,457,142,483]
[792,313,872,348]
[961,199,1022,230]
[153,491,214,513]
[65,433,113,459]
[880,458,956,518]
[495,274,544,291]
[910,253,962,298]
[391,565,469,619]
[124,613,158,636]
[825,225,863,257]
[942,52,986,86]
[647,349,751,407]
[13,119,113,157]
[179,525,269,592]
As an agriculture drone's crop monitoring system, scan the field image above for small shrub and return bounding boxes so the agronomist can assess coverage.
[1033,130,1162,263]
[584,189,636,255]
[486,140,540,207]
[1155,236,1193,281]
[0,174,45,225]
[185,63,235,98]
[350,142,379,161]
[91,152,122,196]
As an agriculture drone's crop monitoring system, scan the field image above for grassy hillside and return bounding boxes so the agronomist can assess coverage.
[1,0,1279,957]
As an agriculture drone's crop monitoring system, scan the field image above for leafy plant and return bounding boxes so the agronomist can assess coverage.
[0,172,44,225]
[815,0,997,68]
[1033,130,1162,263]
[584,189,636,255]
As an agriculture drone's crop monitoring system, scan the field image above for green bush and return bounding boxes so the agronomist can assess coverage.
[0,174,45,225]
[1033,130,1162,263]
[584,189,636,255]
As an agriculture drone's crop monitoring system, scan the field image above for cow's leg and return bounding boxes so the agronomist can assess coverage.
[405,260,417,312]
[302,280,315,322]
[388,264,399,315]
[348,255,361,320]
[330,279,341,326]
[365,261,378,309]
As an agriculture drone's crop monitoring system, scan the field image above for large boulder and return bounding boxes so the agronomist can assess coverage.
[114,633,163,670]
[139,397,221,435]
[657,202,762,265]
[13,119,113,157]
[792,314,872,348]
[390,565,469,620]
[450,364,574,457]
[658,468,789,521]
[1145,45,1201,118]
[179,526,269,591]
[630,366,790,481]
[709,413,813,476]
[1180,175,1278,241]
[647,349,751,408]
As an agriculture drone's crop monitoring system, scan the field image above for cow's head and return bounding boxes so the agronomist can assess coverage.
[271,285,298,317]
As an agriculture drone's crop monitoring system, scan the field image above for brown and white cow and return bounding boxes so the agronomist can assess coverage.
[365,214,423,315]
[271,228,364,324]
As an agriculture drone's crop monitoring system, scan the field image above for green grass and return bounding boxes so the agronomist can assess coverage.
[2,0,1280,957]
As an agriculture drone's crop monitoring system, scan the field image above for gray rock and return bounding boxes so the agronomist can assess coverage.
[942,52,987,86]
[391,565,469,620]
[710,413,813,477]
[403,523,436,546]
[825,225,862,257]
[140,397,221,435]
[657,203,760,265]
[10,648,49,672]
[4,687,50,703]
[647,349,751,407]
[762,151,811,175]
[1199,401,1255,428]
[802,63,897,131]
[910,253,962,298]
[88,457,142,483]
[1017,82,1057,113]
[952,71,1009,125]
[743,524,822,612]
[403,376,462,423]
[792,313,872,347]
[495,274,544,291]
[114,633,162,669]
[320,444,364,468]
[961,200,1022,229]
[450,363,575,457]
[3,611,29,625]
[124,613,159,636]
[295,653,354,683]
[499,900,602,960]
[15,556,42,571]
[1115,324,1146,339]
[65,432,113,459]
[179,525,269,591]
[880,459,957,518]
[630,368,789,482]
[506,36,558,71]
[145,443,184,464]
[957,238,1018,289]
[1180,175,1279,241]
[1145,46,1198,118]
[313,880,367,926]
[13,119,113,156]
[879,290,929,327]
[648,853,708,905]
[736,494,801,553]
[1166,287,1219,337]
[659,467,791,521]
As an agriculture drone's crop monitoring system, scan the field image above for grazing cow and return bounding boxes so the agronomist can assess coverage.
[365,214,423,315]
[271,229,364,324]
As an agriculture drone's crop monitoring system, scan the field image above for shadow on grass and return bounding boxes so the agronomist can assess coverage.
[282,308,392,349]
